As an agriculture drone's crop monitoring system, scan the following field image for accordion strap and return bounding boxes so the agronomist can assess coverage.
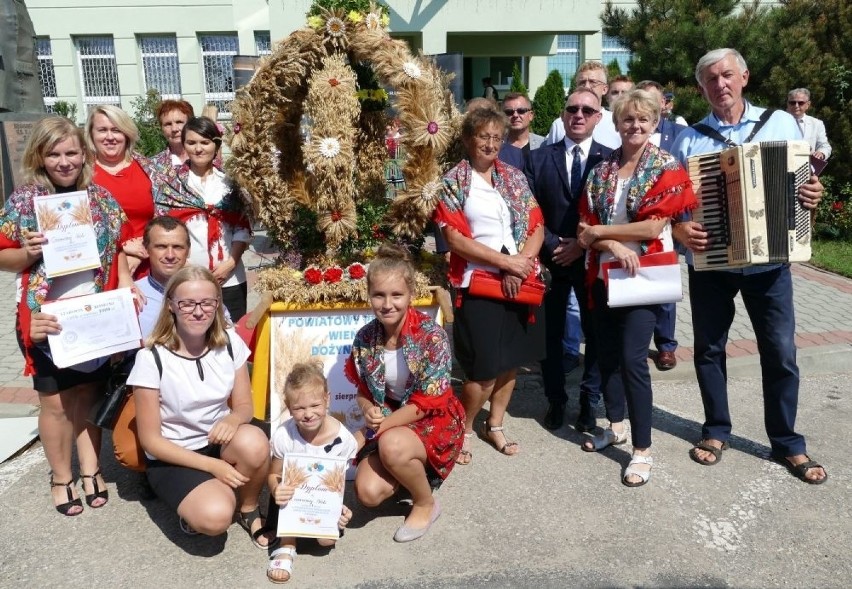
[691,109,776,147]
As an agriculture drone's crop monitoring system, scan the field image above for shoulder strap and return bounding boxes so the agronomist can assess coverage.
[151,346,163,378]
[690,108,776,147]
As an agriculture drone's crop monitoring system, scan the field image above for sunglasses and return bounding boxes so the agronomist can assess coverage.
[565,105,600,117]
[788,100,808,106]
[503,107,531,116]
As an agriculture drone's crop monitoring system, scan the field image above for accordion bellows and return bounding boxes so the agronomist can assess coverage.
[687,140,812,271]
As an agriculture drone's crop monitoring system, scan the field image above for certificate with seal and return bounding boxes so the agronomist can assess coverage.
[277,453,348,539]
[41,288,142,368]
[33,191,101,278]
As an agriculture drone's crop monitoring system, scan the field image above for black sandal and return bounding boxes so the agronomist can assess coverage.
[773,455,828,485]
[237,507,274,549]
[80,469,109,508]
[49,473,83,516]
[689,440,729,466]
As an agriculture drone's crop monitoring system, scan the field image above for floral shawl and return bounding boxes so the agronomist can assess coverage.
[580,143,697,293]
[344,308,453,416]
[0,183,129,374]
[153,162,252,269]
[433,158,544,287]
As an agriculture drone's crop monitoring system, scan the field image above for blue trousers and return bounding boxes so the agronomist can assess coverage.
[654,302,678,352]
[591,280,657,449]
[540,261,601,406]
[688,265,805,457]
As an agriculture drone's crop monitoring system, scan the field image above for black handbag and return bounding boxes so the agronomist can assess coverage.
[89,364,131,430]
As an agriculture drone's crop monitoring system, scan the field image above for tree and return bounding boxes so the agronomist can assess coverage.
[509,62,528,95]
[606,59,622,81]
[531,70,565,136]
[601,0,851,185]
[130,89,166,157]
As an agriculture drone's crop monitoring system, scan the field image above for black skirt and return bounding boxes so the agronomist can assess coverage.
[452,289,545,382]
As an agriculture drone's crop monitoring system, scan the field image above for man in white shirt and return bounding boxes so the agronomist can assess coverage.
[786,87,831,160]
[543,61,621,149]
[135,216,191,338]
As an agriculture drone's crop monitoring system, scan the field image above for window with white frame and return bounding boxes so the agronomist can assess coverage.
[139,36,182,99]
[602,35,632,76]
[199,34,239,118]
[255,31,272,56]
[547,34,580,93]
[76,36,120,109]
[35,37,58,112]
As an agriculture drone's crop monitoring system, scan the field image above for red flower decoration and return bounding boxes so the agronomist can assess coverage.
[833,201,844,212]
[347,263,366,280]
[426,121,439,135]
[304,267,323,285]
[233,123,242,134]
[329,78,339,87]
[331,210,342,221]
[323,267,343,283]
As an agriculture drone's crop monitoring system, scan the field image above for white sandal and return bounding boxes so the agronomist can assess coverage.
[582,426,629,452]
[267,546,296,584]
[622,454,653,487]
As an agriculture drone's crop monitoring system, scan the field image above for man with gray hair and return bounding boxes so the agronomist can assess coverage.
[786,87,831,160]
[670,48,827,484]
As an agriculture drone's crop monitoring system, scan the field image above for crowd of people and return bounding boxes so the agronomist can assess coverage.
[0,46,831,584]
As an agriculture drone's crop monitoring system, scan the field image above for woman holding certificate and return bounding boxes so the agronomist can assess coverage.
[0,115,134,515]
[153,116,253,321]
[127,265,270,544]
[432,107,545,465]
[345,244,465,543]
[87,105,160,277]
[576,89,696,487]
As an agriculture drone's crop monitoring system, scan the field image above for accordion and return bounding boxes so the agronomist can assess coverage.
[686,140,812,271]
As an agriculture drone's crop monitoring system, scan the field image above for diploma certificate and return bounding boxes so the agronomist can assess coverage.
[42,288,142,368]
[34,191,101,278]
[277,453,347,539]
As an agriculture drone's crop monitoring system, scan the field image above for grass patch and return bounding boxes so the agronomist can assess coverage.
[811,239,852,278]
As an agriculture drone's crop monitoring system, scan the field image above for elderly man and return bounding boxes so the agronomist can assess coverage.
[135,216,191,338]
[525,88,612,431]
[671,48,827,484]
[543,61,621,149]
[502,92,544,156]
[786,88,831,160]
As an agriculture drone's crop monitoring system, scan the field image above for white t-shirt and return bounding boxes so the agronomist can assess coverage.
[127,328,250,458]
[184,168,251,288]
[460,173,518,287]
[597,178,673,279]
[271,416,357,461]
[383,348,410,401]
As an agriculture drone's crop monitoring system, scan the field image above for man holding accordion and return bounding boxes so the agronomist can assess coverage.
[670,48,828,484]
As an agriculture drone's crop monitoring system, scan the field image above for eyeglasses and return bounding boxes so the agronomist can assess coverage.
[172,298,219,313]
[576,79,606,89]
[565,105,600,117]
[475,133,503,144]
[503,108,531,116]
[787,100,808,106]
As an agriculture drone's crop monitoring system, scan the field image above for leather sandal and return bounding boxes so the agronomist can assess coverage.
[690,440,729,466]
[80,469,109,508]
[582,426,629,452]
[773,454,828,485]
[49,472,83,516]
[479,422,519,456]
[237,507,272,549]
[455,432,473,465]
[622,454,653,487]
[267,546,296,583]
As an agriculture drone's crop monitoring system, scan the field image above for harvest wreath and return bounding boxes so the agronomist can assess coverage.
[226,0,459,305]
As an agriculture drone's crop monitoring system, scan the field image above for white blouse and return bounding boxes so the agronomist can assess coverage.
[460,173,518,287]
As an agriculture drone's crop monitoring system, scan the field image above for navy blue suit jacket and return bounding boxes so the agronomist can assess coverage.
[524,139,613,272]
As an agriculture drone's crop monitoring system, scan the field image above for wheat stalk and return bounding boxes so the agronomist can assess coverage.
[319,464,346,494]
[282,459,310,488]
[37,203,61,231]
[69,201,92,225]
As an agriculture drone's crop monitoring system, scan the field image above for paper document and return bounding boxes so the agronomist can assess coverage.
[42,288,141,368]
[33,191,101,278]
[604,251,683,308]
[277,453,347,539]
